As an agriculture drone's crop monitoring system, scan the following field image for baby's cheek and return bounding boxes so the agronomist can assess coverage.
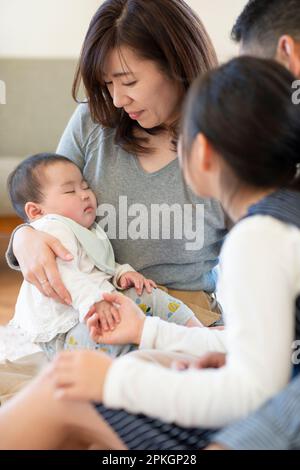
[61,205,83,223]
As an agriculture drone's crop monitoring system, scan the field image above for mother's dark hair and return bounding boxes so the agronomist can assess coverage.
[72,0,217,155]
[181,56,300,191]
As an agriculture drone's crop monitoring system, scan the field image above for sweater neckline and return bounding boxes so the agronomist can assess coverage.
[131,153,178,177]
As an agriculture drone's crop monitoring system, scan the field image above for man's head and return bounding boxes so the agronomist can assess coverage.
[232,0,300,77]
[8,153,97,228]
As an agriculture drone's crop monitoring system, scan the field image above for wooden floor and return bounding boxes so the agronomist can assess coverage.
[0,217,24,325]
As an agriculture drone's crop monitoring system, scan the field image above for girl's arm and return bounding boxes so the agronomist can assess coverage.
[139,316,226,355]
[59,217,297,428]
[87,291,227,355]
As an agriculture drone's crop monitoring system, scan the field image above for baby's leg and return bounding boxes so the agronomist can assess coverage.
[123,287,202,327]
[64,323,136,358]
[39,323,135,360]
[37,334,67,361]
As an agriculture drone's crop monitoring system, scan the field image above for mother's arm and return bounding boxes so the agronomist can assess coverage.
[8,225,73,304]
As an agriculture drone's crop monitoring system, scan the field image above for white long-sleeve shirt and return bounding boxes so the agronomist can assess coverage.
[11,216,134,342]
[103,216,300,428]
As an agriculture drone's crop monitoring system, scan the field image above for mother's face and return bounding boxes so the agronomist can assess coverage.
[103,47,182,129]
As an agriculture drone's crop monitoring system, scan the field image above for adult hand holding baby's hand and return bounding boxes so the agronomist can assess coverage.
[87,292,146,345]
[119,271,157,295]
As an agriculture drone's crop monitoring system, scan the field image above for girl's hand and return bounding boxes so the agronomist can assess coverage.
[87,292,146,345]
[50,350,112,401]
[119,271,157,295]
[13,227,72,304]
[171,352,226,371]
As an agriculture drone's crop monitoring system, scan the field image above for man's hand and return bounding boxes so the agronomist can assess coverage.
[119,271,157,295]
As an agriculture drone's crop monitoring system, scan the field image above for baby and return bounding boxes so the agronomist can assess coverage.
[8,153,202,359]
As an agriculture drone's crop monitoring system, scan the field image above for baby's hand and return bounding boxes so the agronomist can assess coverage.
[92,299,121,333]
[87,292,146,345]
[119,271,157,295]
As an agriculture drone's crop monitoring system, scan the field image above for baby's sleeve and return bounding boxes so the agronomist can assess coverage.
[112,262,136,289]
[38,220,109,321]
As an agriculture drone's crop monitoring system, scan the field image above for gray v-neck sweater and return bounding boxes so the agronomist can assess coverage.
[57,104,227,292]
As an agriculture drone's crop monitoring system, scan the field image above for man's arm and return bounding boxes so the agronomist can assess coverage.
[213,374,300,450]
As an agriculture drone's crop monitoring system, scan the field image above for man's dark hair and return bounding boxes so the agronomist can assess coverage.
[231,0,300,56]
[7,153,75,221]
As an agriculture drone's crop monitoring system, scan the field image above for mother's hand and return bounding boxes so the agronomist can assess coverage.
[13,226,73,304]
[87,292,146,346]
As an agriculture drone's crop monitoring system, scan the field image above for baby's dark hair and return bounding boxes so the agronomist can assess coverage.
[231,0,300,56]
[181,56,300,192]
[7,153,76,221]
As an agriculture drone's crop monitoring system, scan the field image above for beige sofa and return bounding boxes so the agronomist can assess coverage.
[0,58,78,215]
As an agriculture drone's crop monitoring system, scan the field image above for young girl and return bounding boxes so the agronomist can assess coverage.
[53,56,300,439]
[1,56,300,450]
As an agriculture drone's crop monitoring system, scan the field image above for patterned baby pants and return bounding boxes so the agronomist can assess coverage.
[38,287,196,360]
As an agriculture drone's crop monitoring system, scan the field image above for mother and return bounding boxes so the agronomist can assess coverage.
[8,0,226,326]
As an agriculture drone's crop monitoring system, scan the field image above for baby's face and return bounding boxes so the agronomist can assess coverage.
[40,162,97,228]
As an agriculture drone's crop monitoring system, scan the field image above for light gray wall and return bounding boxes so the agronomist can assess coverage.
[0,59,77,156]
[0,59,78,214]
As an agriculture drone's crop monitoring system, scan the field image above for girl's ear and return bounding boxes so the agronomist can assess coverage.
[24,202,44,221]
[195,133,215,172]
[276,35,300,77]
